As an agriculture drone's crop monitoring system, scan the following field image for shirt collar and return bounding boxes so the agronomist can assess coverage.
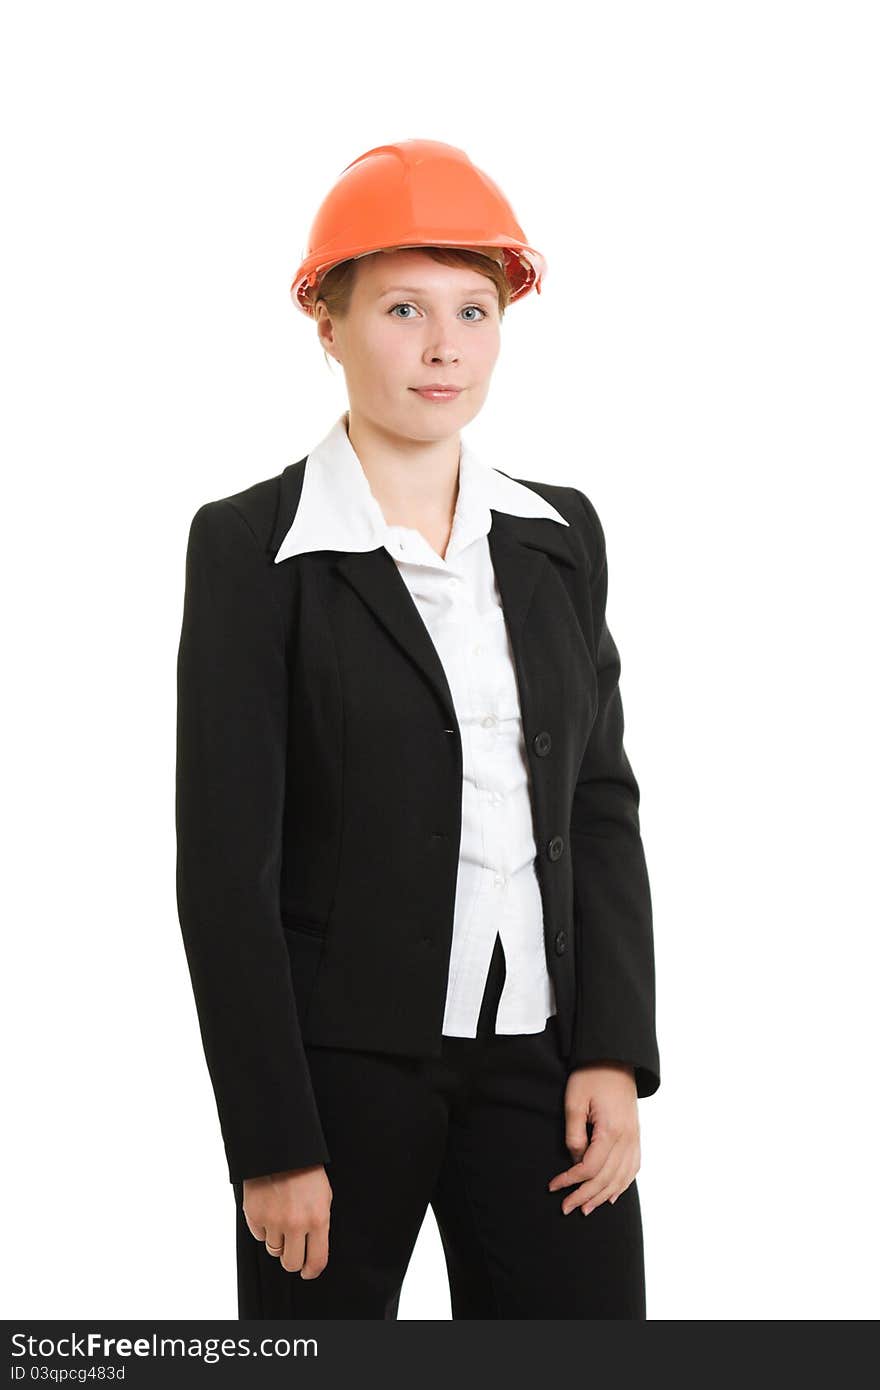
[274,410,569,569]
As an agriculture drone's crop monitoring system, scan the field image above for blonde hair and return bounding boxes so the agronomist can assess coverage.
[308,246,512,370]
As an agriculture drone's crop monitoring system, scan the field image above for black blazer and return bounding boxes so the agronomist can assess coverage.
[175,456,661,1185]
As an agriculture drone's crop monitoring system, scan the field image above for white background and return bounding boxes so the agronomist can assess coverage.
[3,0,877,1321]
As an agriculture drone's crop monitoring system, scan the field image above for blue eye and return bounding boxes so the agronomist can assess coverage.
[389,303,488,321]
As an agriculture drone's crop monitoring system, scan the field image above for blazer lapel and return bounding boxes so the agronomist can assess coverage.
[332,510,578,734]
[487,513,580,743]
[487,510,577,639]
[332,546,460,728]
[268,457,580,736]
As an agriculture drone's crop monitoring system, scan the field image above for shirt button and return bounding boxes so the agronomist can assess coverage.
[547,835,565,862]
[473,643,483,655]
[482,714,497,729]
[493,874,507,889]
[554,929,567,956]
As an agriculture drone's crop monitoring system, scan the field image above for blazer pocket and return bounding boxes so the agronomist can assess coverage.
[280,914,327,1020]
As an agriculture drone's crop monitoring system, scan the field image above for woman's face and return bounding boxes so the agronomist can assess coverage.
[317,248,502,440]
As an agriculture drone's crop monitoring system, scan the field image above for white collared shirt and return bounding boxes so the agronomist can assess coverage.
[275,411,570,1037]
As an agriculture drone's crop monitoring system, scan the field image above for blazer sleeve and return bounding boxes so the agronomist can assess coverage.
[175,498,332,1183]
[568,489,661,1098]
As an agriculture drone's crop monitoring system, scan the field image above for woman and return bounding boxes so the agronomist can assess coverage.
[175,139,661,1320]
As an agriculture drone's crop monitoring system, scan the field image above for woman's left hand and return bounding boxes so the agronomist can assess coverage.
[547,1063,640,1216]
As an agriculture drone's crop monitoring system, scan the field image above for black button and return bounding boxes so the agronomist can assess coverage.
[554,929,567,956]
[547,835,565,861]
[533,730,552,756]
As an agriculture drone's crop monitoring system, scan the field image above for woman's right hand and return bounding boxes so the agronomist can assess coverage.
[242,1166,333,1278]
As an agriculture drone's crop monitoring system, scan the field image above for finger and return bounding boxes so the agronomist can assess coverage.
[580,1173,621,1216]
[604,1168,637,1207]
[263,1224,285,1257]
[281,1229,306,1274]
[560,1147,629,1213]
[244,1212,267,1243]
[300,1221,330,1280]
[563,1108,589,1161]
[548,1129,618,1191]
[608,1173,636,1207]
[562,1156,628,1215]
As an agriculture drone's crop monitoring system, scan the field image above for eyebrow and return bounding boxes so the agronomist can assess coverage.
[378,285,497,300]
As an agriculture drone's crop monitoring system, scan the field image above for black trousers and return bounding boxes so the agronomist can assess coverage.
[233,932,646,1318]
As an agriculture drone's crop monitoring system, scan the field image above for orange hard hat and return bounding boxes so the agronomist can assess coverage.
[290,138,547,317]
